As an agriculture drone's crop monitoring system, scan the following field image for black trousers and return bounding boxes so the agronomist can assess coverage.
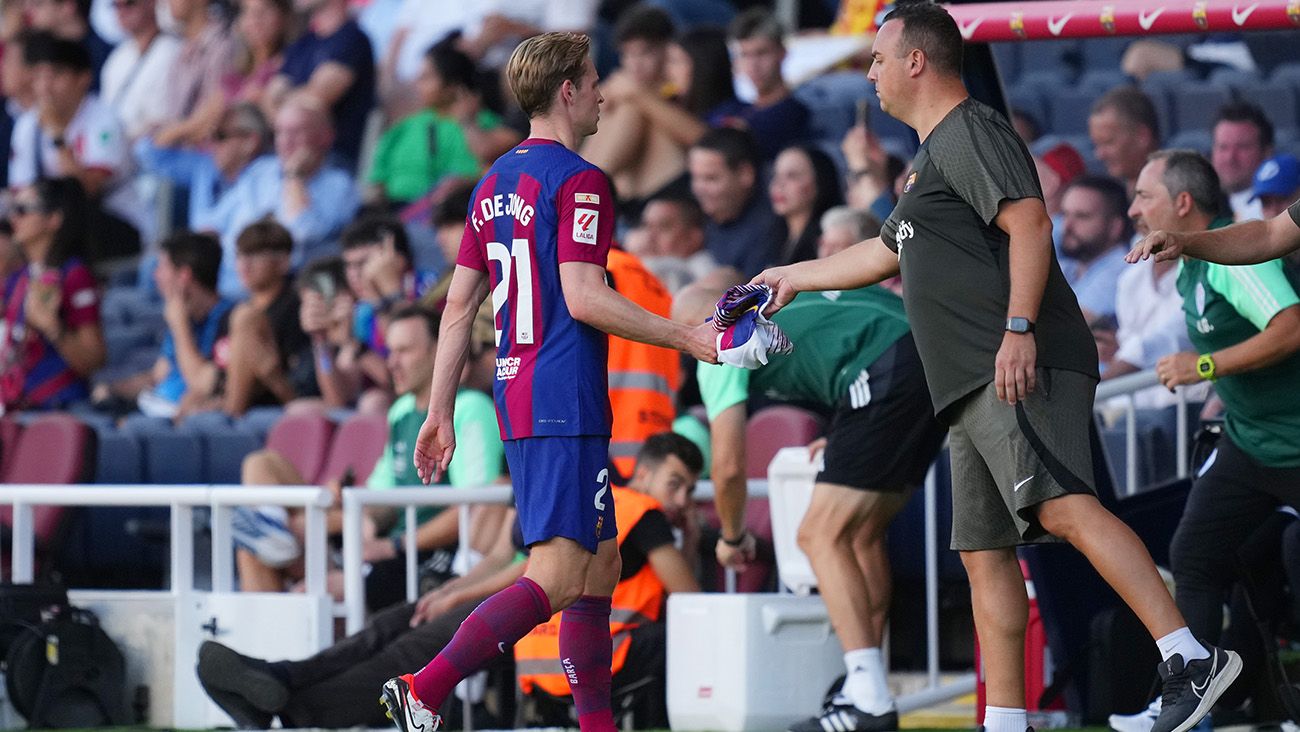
[277,599,477,728]
[1171,436,1300,644]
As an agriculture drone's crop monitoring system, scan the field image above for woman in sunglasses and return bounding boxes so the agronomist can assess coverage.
[0,176,104,412]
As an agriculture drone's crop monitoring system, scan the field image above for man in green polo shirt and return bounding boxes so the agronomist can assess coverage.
[1112,150,1300,732]
[684,284,944,732]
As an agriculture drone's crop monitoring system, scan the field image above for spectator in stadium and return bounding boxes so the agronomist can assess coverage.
[689,127,780,278]
[716,8,810,162]
[841,122,903,224]
[0,30,37,189]
[340,214,438,355]
[198,432,699,730]
[1253,154,1300,220]
[136,101,272,233]
[264,0,374,167]
[100,0,180,141]
[1034,143,1085,221]
[223,0,293,110]
[367,38,517,208]
[296,255,383,411]
[201,93,360,299]
[580,4,690,214]
[23,0,111,85]
[233,304,504,599]
[680,277,943,732]
[221,220,314,416]
[150,0,234,148]
[1112,149,1300,732]
[769,144,844,266]
[104,232,234,418]
[1211,102,1274,222]
[1010,108,1039,145]
[0,176,104,411]
[11,32,145,259]
[457,1,601,69]
[1057,175,1131,320]
[817,206,881,260]
[1089,86,1161,196]
[624,194,718,294]
[1128,183,1300,268]
[755,7,1239,732]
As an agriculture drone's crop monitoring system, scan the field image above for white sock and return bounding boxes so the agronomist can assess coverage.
[983,705,1027,732]
[842,648,894,714]
[1155,627,1209,663]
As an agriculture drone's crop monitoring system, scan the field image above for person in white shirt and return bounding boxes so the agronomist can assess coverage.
[100,0,181,141]
[1212,102,1273,223]
[10,32,150,255]
[626,195,720,294]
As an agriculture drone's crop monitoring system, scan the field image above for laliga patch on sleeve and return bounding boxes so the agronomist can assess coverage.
[573,208,599,245]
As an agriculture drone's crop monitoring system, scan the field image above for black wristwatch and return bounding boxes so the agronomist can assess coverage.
[720,530,750,548]
[1005,317,1035,334]
[51,136,66,149]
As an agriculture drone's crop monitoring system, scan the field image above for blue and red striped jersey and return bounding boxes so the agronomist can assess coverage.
[457,138,615,440]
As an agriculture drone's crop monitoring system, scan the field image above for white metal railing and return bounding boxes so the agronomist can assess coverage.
[0,484,332,595]
[1093,369,1194,495]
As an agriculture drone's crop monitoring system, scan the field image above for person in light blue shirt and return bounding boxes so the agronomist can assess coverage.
[1057,175,1133,320]
[197,94,360,299]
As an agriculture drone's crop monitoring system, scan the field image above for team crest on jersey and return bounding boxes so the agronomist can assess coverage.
[903,172,917,194]
[573,208,599,245]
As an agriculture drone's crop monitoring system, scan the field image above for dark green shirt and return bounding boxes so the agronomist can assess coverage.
[1178,257,1300,467]
[697,287,910,417]
[881,98,1097,415]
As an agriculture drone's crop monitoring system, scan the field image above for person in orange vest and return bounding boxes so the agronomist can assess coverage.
[515,431,702,727]
[606,248,682,480]
[194,432,702,730]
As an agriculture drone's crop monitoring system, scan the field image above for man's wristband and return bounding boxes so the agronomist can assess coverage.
[721,530,749,547]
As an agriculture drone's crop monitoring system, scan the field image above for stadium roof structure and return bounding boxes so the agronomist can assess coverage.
[945,0,1300,42]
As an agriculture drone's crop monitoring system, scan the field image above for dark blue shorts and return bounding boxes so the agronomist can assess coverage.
[504,435,617,554]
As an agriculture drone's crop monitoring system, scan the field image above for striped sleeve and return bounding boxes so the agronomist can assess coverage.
[1204,260,1300,332]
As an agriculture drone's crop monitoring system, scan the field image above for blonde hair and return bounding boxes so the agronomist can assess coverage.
[506,32,591,119]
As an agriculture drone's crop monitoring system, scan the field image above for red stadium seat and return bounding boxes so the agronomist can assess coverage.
[264,412,335,484]
[318,413,388,485]
[745,406,824,479]
[0,413,94,553]
[0,417,21,478]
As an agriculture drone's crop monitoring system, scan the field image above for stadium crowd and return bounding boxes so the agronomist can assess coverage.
[3,0,1300,730]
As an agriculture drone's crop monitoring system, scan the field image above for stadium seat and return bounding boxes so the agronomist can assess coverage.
[1019,39,1080,81]
[745,406,824,479]
[1166,129,1212,155]
[1075,69,1121,97]
[1006,89,1045,134]
[793,70,873,145]
[141,430,205,484]
[1170,85,1232,136]
[0,417,21,478]
[237,405,286,441]
[990,43,1020,85]
[1016,69,1072,98]
[1270,62,1300,92]
[1080,37,1131,71]
[1207,67,1263,92]
[1237,81,1298,134]
[204,427,262,485]
[178,410,238,433]
[1048,88,1097,136]
[91,425,144,485]
[0,413,95,553]
[264,412,335,484]
[317,413,388,485]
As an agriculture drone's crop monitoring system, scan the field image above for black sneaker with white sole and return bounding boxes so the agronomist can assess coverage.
[788,701,898,732]
[1150,644,1242,732]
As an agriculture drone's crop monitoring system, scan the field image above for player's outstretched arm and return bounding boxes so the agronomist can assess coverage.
[1127,212,1300,266]
[414,266,489,484]
[560,260,719,363]
[750,237,899,317]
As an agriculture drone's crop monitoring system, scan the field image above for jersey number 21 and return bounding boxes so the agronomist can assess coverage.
[486,239,534,347]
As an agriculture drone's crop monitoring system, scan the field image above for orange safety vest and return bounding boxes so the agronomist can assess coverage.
[605,250,681,478]
[515,486,668,697]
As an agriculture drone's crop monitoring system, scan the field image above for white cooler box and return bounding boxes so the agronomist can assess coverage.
[768,446,821,594]
[667,593,842,732]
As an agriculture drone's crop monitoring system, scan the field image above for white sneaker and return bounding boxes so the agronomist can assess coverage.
[231,505,301,568]
[1109,697,1161,732]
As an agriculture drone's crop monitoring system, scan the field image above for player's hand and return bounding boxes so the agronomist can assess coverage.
[995,331,1036,405]
[413,410,455,484]
[1126,230,1184,263]
[684,321,719,364]
[749,266,800,317]
[715,530,756,571]
[1156,351,1200,390]
[806,437,827,461]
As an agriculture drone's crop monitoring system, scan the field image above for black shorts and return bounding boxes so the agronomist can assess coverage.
[816,334,947,491]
